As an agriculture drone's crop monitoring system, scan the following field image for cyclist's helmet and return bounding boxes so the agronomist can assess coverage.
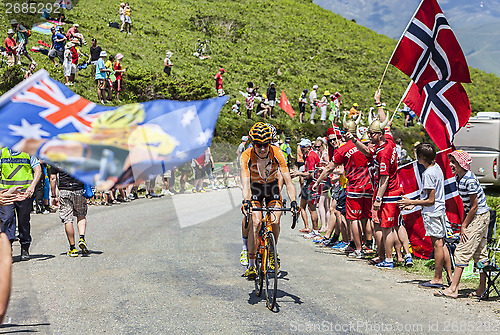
[249,122,273,144]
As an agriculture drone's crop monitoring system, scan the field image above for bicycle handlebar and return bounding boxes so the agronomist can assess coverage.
[244,207,298,230]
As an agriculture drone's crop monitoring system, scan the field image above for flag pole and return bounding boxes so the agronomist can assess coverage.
[378,0,426,90]
[389,81,414,122]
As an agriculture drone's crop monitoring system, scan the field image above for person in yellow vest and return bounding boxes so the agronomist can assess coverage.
[0,148,41,261]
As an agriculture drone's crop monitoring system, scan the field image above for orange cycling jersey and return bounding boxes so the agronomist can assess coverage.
[240,145,289,184]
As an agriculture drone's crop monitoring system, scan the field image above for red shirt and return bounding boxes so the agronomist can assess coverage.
[114,61,122,80]
[304,149,320,182]
[334,141,372,194]
[215,72,223,89]
[5,37,17,54]
[70,46,78,64]
[369,139,400,195]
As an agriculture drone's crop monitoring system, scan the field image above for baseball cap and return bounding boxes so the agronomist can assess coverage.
[100,51,107,57]
[270,82,275,86]
[298,138,312,147]
[285,137,291,142]
[313,85,318,89]
[241,136,249,141]
[449,150,472,171]
[73,23,79,27]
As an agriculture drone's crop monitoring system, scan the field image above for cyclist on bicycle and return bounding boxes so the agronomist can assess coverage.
[241,122,298,279]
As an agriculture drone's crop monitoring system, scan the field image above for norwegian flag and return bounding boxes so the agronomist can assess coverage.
[390,0,470,89]
[403,80,471,150]
[398,160,433,259]
[279,90,295,118]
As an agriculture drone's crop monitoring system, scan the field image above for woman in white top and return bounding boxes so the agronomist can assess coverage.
[63,42,74,85]
[319,91,330,125]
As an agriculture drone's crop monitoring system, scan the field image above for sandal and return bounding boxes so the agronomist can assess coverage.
[299,228,311,233]
[434,290,457,299]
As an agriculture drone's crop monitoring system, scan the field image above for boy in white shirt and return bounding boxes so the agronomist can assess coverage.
[398,143,452,287]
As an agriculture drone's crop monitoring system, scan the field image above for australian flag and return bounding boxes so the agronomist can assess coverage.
[390,0,470,89]
[0,70,228,190]
[403,80,471,151]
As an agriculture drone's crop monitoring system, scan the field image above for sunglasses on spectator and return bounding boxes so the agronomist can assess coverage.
[254,142,270,148]
[328,138,336,142]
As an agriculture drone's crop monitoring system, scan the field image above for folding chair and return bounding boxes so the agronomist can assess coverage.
[477,209,500,301]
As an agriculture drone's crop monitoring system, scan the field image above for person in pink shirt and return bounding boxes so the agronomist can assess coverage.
[113,53,127,102]
[4,29,17,67]
[214,68,225,96]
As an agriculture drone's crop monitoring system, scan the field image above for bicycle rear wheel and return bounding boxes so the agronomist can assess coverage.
[264,233,278,310]
[254,253,264,297]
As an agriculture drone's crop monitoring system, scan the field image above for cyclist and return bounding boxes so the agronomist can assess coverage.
[241,122,298,279]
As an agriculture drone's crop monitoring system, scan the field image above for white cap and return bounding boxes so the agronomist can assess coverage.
[298,138,312,147]
[73,23,79,27]
[241,136,249,141]
[313,85,318,89]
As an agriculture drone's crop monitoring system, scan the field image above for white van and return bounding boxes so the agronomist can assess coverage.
[454,112,500,186]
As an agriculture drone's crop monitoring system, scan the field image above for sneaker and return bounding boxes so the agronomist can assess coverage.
[20,248,30,261]
[303,231,318,239]
[243,266,257,280]
[313,236,326,243]
[332,241,347,250]
[310,120,315,125]
[404,255,414,267]
[67,248,78,257]
[199,189,206,193]
[78,238,90,255]
[240,250,248,266]
[100,100,105,104]
[65,82,71,86]
[353,250,364,259]
[375,260,394,269]
[324,239,339,247]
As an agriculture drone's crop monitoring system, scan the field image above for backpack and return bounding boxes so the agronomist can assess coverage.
[24,29,31,39]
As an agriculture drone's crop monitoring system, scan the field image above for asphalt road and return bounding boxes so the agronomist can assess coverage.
[2,188,500,334]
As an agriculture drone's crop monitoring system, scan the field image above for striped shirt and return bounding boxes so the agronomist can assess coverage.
[456,170,489,216]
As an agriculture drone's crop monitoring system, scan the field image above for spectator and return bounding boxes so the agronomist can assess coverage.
[48,26,66,67]
[309,85,319,124]
[298,89,308,123]
[66,24,86,46]
[232,100,241,116]
[280,137,293,170]
[114,53,126,102]
[349,103,360,119]
[245,81,255,119]
[214,68,225,97]
[0,148,42,261]
[192,155,206,193]
[236,136,249,170]
[319,91,330,125]
[256,98,271,118]
[49,167,90,257]
[63,42,74,85]
[24,63,36,79]
[11,19,36,66]
[69,39,79,84]
[4,29,17,67]
[105,54,116,101]
[87,38,102,65]
[266,82,277,118]
[331,92,342,123]
[119,3,126,32]
[95,51,111,104]
[124,2,132,34]
[203,147,217,191]
[163,51,173,76]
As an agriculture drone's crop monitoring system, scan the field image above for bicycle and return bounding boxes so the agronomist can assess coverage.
[244,201,297,310]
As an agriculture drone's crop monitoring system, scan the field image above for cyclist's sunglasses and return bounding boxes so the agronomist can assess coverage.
[254,142,270,148]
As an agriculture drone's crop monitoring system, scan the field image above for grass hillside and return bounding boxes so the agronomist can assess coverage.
[1,0,500,159]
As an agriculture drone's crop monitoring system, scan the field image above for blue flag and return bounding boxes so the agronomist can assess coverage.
[0,70,228,189]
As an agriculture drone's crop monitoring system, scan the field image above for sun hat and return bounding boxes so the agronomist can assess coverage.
[241,136,249,141]
[100,50,107,57]
[298,138,312,147]
[7,29,15,34]
[65,42,75,49]
[10,19,17,25]
[449,150,472,171]
[120,2,125,6]
[324,90,330,96]
[116,53,124,60]
[353,103,359,107]
[313,85,318,89]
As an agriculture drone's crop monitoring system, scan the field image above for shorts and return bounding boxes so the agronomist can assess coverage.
[346,194,372,221]
[335,188,346,213]
[194,166,205,179]
[97,79,106,90]
[217,88,225,96]
[454,211,490,267]
[6,53,16,67]
[48,48,64,62]
[268,100,276,107]
[124,16,132,24]
[422,212,447,238]
[63,60,72,77]
[58,189,88,224]
[251,180,282,207]
[114,78,122,92]
[376,188,402,228]
[120,14,125,22]
[16,40,27,55]
[71,63,77,74]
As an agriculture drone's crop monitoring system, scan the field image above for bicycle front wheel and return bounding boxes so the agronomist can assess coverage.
[264,233,278,310]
